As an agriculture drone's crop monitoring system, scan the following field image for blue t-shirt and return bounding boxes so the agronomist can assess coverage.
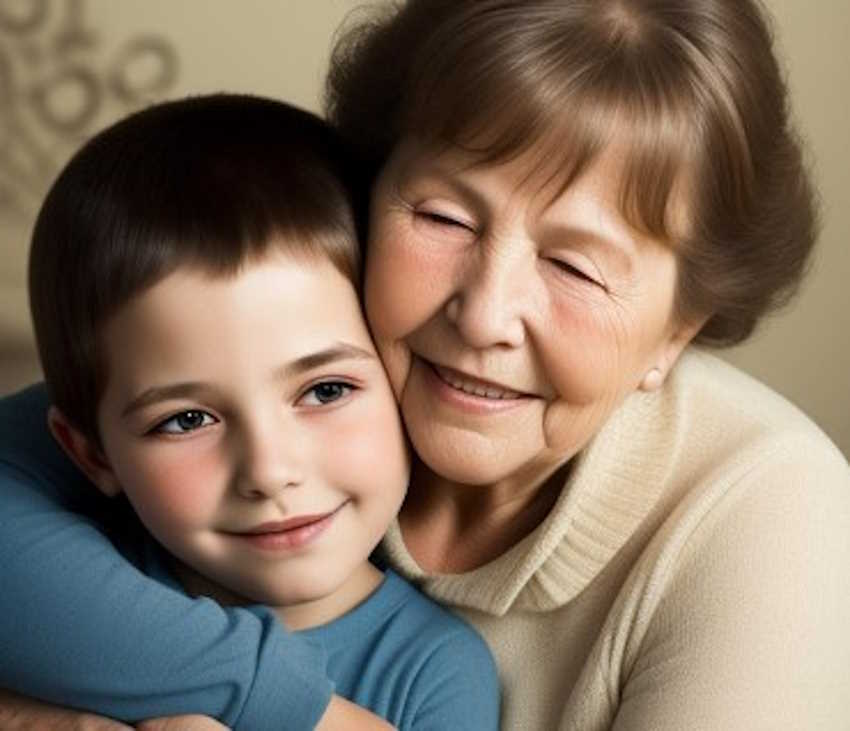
[146,541,498,731]
[0,384,499,730]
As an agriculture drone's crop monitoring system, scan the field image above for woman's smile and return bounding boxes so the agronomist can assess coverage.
[431,362,526,400]
[419,358,535,416]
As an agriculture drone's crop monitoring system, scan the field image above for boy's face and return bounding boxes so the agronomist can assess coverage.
[91,249,409,624]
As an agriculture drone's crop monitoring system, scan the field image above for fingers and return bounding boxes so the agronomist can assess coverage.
[136,715,230,731]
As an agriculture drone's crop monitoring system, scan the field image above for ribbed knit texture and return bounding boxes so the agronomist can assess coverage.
[381,348,850,730]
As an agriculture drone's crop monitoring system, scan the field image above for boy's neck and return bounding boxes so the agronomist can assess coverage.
[276,561,384,631]
[172,559,384,631]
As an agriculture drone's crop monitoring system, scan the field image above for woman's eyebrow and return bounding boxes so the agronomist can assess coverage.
[399,160,489,209]
[539,221,636,273]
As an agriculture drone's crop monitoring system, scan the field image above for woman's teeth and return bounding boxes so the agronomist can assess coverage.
[434,365,521,400]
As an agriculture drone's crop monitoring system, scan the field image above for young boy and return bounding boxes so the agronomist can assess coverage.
[21,93,498,730]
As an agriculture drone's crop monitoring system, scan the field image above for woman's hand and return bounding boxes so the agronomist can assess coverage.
[136,715,229,730]
[0,690,227,731]
[0,688,133,731]
[315,694,396,730]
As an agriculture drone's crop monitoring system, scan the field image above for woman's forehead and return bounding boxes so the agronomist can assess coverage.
[385,132,690,243]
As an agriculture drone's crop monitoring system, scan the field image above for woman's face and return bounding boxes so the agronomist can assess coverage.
[365,141,699,491]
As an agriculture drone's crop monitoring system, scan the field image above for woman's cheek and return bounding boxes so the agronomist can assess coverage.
[366,214,433,328]
[541,295,618,404]
[364,257,417,398]
[324,400,409,495]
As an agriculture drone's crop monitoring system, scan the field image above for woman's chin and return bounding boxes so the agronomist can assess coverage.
[408,426,531,488]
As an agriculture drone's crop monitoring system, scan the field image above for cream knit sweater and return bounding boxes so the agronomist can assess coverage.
[381,349,850,730]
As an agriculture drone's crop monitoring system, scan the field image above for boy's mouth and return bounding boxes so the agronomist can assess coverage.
[244,514,335,534]
[226,501,350,550]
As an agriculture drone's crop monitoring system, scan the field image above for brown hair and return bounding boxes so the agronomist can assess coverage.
[29,93,365,441]
[326,0,818,345]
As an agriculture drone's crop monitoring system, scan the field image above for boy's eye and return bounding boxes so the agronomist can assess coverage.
[298,381,355,407]
[154,410,217,434]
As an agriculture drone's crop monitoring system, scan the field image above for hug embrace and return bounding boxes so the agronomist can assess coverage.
[1,1,849,730]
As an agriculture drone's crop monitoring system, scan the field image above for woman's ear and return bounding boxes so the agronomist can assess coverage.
[47,406,122,497]
[639,315,708,392]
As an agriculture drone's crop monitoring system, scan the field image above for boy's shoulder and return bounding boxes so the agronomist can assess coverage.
[304,570,499,730]
[0,382,51,453]
[305,569,492,659]
[376,569,492,649]
[0,382,135,524]
[0,383,82,495]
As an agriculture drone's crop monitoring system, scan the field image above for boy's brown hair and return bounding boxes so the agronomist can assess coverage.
[30,94,365,442]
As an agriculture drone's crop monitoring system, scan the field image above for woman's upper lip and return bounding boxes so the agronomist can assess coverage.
[427,360,534,397]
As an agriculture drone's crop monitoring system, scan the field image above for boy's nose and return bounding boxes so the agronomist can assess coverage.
[233,425,304,499]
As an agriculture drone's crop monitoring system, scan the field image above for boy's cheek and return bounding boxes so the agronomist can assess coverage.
[120,448,224,527]
[327,405,409,493]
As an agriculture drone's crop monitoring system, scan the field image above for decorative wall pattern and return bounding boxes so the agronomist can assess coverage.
[0,0,178,223]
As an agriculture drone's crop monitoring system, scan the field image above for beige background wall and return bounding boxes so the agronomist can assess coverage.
[1,0,847,458]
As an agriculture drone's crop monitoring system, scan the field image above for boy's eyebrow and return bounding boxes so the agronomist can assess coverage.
[121,343,377,418]
[276,342,377,379]
[121,382,214,418]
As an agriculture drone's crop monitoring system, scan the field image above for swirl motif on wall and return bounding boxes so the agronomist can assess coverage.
[0,0,179,220]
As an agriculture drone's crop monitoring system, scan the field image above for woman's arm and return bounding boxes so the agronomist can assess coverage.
[0,385,333,728]
[0,689,232,731]
[609,436,850,729]
[0,690,396,731]
[316,696,396,731]
[0,688,133,730]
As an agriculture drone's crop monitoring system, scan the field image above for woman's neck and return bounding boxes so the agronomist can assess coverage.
[398,458,570,574]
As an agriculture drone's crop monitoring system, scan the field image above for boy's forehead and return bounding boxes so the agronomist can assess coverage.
[98,252,371,381]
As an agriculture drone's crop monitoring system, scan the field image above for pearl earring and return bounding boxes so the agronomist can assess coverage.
[642,368,664,391]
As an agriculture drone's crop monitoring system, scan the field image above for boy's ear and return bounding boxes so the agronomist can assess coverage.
[47,406,122,497]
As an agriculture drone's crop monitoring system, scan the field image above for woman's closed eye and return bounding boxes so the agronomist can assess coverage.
[297,381,357,407]
[153,410,218,435]
[415,205,476,232]
[547,256,607,290]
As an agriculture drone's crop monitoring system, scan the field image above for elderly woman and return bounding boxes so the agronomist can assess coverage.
[1,0,848,729]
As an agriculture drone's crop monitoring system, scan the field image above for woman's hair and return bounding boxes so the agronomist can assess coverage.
[325,0,819,346]
[29,93,366,441]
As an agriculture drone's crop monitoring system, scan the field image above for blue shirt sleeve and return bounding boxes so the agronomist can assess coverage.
[0,384,333,729]
[405,622,501,731]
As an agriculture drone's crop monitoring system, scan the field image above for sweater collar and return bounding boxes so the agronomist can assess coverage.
[381,370,682,615]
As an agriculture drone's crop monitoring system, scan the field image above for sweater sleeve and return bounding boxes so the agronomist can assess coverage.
[610,434,850,731]
[0,384,333,729]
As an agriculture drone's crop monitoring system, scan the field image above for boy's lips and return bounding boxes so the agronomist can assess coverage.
[243,514,335,534]
[226,502,349,550]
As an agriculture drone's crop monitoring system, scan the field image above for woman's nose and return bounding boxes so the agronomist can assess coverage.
[445,241,531,349]
[233,423,303,499]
